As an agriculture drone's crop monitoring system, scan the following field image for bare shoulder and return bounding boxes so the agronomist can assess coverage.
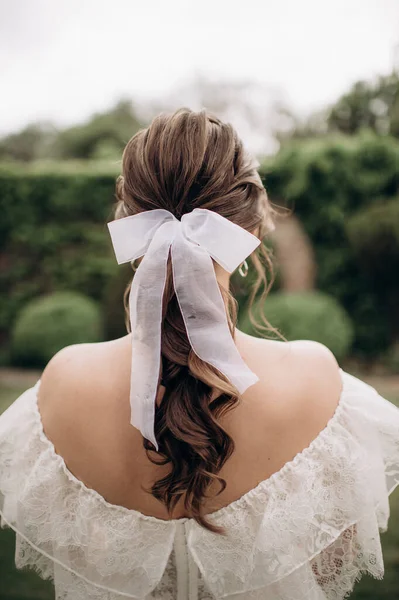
[38,337,131,423]
[287,338,341,376]
[287,339,343,399]
[236,332,343,430]
[273,339,344,452]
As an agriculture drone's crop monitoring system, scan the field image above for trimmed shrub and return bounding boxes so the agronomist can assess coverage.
[239,290,354,361]
[11,291,104,367]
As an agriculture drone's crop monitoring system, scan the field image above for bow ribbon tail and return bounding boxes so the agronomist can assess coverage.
[171,228,259,394]
[128,221,177,451]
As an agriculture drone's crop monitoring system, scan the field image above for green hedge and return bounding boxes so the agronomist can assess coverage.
[260,132,399,357]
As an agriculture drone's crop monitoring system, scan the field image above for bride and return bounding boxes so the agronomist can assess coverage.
[1,108,398,599]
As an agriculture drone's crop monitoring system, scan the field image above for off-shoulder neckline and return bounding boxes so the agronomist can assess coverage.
[29,368,348,525]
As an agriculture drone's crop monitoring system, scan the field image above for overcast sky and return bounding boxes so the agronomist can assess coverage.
[1,0,399,138]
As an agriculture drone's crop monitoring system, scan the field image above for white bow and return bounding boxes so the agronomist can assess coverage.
[108,208,260,450]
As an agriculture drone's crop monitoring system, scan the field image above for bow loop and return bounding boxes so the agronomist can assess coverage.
[107,209,175,264]
[181,209,260,273]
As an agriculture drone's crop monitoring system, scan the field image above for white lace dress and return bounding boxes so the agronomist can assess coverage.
[1,368,399,600]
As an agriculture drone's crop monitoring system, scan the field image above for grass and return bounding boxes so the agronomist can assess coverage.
[0,378,398,599]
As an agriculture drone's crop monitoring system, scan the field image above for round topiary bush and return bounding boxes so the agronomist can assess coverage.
[11,291,104,367]
[239,290,354,361]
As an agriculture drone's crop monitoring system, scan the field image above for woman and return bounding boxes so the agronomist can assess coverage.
[0,108,398,600]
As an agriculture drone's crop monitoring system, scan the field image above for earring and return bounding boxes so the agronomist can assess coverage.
[238,259,249,278]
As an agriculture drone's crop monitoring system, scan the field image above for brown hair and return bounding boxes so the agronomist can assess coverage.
[115,108,279,533]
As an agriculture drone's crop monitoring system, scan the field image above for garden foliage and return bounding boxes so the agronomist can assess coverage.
[1,131,398,363]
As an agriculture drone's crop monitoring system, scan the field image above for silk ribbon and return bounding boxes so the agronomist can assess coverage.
[108,208,260,450]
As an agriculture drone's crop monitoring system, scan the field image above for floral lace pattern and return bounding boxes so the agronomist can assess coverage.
[0,369,398,599]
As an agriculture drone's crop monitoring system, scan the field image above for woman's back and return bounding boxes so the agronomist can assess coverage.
[36,333,343,520]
